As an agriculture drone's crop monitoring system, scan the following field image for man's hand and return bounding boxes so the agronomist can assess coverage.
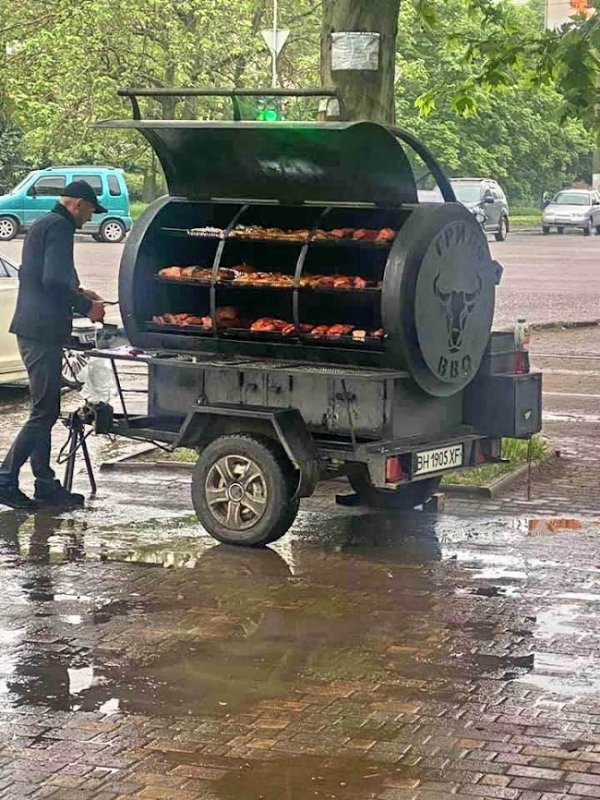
[88,300,105,324]
[81,288,103,302]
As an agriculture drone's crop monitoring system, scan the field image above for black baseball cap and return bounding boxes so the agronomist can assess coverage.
[61,180,107,214]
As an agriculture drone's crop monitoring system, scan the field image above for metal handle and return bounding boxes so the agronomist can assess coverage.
[117,86,347,122]
[389,126,456,203]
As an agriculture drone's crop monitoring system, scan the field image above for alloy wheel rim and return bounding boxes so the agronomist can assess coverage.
[103,222,124,241]
[205,454,268,531]
[0,219,15,239]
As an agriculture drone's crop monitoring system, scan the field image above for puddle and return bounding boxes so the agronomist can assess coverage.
[1,503,596,720]
[528,518,584,535]
[519,652,600,697]
[216,755,410,800]
[534,604,583,638]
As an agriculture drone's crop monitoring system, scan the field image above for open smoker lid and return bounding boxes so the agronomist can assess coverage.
[95,120,417,205]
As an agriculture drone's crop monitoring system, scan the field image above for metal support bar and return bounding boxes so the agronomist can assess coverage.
[389,126,456,203]
[210,204,249,336]
[117,87,348,122]
[340,379,358,453]
[111,359,130,425]
[61,415,97,494]
[292,206,332,335]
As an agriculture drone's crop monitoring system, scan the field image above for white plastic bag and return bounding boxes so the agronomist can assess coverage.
[79,357,117,404]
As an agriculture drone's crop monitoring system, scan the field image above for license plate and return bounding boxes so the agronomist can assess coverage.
[414,444,463,476]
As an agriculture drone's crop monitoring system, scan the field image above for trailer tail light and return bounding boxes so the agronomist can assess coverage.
[385,457,405,484]
[514,351,529,375]
[474,441,488,465]
[475,438,502,465]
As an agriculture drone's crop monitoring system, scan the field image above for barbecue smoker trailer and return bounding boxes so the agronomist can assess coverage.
[93,88,542,547]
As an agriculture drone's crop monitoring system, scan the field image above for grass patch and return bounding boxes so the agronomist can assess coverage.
[442,435,548,487]
[139,438,549,491]
[511,214,541,228]
[136,447,197,463]
[130,201,149,220]
[511,205,541,216]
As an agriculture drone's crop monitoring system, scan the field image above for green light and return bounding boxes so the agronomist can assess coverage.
[256,99,281,121]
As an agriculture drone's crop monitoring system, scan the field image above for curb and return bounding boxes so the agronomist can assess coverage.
[100,445,166,471]
[495,319,600,335]
[532,319,599,332]
[101,460,194,474]
[443,453,558,499]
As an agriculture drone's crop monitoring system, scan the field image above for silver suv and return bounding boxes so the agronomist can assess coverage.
[542,189,600,236]
[451,178,510,242]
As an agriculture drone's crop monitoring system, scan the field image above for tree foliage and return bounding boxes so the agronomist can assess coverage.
[0,0,597,202]
[395,0,595,202]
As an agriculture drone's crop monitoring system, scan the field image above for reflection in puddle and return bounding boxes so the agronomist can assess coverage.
[529,518,583,535]
[217,755,409,800]
[0,501,597,743]
[520,652,600,697]
[535,604,582,638]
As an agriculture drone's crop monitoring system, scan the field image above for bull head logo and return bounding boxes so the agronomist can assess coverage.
[433,274,482,353]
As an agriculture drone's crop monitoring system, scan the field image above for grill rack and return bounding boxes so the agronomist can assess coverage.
[145,321,385,349]
[160,227,395,249]
[155,275,382,293]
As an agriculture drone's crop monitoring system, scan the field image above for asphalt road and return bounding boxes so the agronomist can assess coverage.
[2,233,600,798]
[1,228,599,329]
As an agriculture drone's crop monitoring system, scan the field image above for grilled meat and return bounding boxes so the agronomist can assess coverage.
[250,317,290,333]
[215,307,239,324]
[327,324,355,337]
[226,226,395,243]
[153,311,383,341]
[158,266,184,279]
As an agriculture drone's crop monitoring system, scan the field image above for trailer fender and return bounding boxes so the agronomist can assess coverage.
[172,404,319,498]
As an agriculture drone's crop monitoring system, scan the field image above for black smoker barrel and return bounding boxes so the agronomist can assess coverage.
[96,118,501,397]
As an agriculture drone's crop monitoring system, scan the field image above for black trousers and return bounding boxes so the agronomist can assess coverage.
[0,337,62,489]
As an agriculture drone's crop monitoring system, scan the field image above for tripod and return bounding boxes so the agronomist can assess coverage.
[60,412,97,494]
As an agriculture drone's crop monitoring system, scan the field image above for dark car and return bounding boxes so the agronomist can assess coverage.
[450,178,510,241]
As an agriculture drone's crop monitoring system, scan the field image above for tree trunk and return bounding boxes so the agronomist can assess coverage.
[320,0,401,123]
[142,151,158,203]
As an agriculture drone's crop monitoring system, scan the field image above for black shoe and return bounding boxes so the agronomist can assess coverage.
[34,481,85,509]
[0,486,39,511]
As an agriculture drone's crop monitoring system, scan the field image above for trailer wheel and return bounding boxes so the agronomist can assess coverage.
[347,465,441,510]
[192,434,299,547]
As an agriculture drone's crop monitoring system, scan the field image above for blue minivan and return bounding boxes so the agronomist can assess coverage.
[0,166,132,243]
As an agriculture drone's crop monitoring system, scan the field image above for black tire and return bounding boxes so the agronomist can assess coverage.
[91,233,103,242]
[494,215,508,242]
[542,226,550,235]
[347,464,441,510]
[61,349,88,389]
[192,434,299,547]
[557,227,564,234]
[99,219,126,243]
[0,216,19,241]
[583,220,592,237]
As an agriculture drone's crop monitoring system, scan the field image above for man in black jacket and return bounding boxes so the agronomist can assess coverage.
[0,181,106,510]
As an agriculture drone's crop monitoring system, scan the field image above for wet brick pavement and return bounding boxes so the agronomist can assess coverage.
[2,323,600,799]
[3,503,600,800]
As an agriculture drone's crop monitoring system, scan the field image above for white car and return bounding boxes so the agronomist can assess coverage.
[0,253,27,384]
[542,189,600,236]
[0,252,93,387]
